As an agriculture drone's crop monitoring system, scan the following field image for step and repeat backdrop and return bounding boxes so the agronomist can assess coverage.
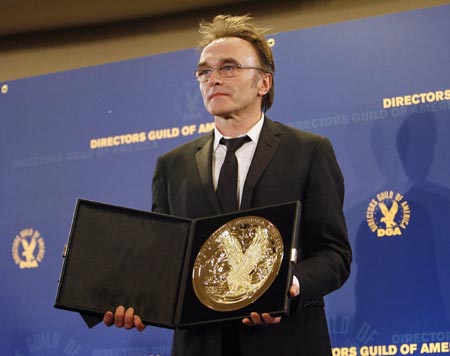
[1,4,449,356]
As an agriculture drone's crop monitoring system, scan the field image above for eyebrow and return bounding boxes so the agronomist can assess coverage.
[197,57,240,68]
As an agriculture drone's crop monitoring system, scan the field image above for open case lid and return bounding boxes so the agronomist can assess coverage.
[54,199,301,328]
[54,199,191,329]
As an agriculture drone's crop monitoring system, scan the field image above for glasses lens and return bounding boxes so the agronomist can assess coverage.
[194,65,242,81]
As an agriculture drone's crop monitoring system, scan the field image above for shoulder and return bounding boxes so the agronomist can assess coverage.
[157,132,212,162]
[265,117,332,149]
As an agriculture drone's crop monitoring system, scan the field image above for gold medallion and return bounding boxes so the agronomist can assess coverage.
[192,216,284,311]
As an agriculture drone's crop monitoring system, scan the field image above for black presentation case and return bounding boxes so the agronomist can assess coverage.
[54,199,301,328]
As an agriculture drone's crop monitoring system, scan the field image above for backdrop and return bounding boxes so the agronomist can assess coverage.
[1,4,449,356]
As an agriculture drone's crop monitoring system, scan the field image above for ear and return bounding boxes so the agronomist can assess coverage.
[257,72,272,97]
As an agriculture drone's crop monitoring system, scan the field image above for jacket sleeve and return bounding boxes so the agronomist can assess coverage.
[295,137,352,302]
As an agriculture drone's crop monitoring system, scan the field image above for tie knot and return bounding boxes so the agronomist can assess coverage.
[220,136,251,153]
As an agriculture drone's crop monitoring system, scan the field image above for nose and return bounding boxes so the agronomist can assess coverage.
[207,69,223,85]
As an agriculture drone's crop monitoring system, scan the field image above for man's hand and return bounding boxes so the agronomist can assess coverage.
[103,306,146,332]
[242,276,300,327]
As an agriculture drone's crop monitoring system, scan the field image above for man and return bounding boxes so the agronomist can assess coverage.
[104,14,351,356]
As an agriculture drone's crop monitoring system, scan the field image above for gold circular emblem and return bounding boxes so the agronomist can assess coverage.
[192,216,284,311]
[12,228,45,269]
[366,190,411,238]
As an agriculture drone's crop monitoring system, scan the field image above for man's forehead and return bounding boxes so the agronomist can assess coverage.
[198,37,258,65]
[211,37,228,44]
[197,57,239,67]
[205,36,242,49]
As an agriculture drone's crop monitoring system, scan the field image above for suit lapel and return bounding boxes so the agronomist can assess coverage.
[195,132,222,214]
[240,118,281,210]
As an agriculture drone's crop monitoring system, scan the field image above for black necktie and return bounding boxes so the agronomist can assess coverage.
[216,136,251,213]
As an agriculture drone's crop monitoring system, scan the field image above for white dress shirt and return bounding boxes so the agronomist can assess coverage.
[212,114,265,208]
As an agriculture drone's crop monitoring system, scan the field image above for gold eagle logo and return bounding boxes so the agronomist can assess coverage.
[366,191,411,238]
[12,228,45,269]
[379,201,398,228]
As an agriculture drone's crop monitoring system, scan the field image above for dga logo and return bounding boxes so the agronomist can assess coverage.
[12,228,45,269]
[366,191,411,237]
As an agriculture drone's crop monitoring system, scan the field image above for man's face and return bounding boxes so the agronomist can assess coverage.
[197,37,271,119]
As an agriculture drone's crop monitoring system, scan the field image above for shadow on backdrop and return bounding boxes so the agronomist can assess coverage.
[352,112,449,342]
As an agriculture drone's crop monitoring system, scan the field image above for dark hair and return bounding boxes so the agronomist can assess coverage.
[198,14,275,112]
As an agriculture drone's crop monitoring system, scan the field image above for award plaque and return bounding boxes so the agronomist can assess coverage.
[193,216,284,311]
[54,199,301,328]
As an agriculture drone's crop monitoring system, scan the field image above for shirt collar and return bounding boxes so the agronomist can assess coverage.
[213,113,265,150]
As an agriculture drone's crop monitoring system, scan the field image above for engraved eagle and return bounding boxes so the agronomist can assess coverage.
[379,201,398,228]
[21,237,37,263]
[220,227,269,295]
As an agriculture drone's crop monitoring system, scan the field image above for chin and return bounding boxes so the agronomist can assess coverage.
[207,105,233,117]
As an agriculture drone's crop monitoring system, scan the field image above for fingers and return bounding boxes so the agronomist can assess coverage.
[242,312,281,327]
[261,313,281,324]
[124,307,135,329]
[103,306,146,332]
[103,310,114,327]
[134,315,147,332]
[242,312,261,327]
[113,305,126,327]
[250,312,262,324]
[241,277,299,327]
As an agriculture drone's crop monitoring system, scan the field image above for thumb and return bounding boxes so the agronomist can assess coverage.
[290,275,300,297]
[290,284,300,297]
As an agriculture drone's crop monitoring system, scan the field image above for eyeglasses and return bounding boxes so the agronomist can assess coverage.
[194,64,271,82]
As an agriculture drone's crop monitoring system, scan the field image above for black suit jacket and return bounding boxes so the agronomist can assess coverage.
[152,118,351,356]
